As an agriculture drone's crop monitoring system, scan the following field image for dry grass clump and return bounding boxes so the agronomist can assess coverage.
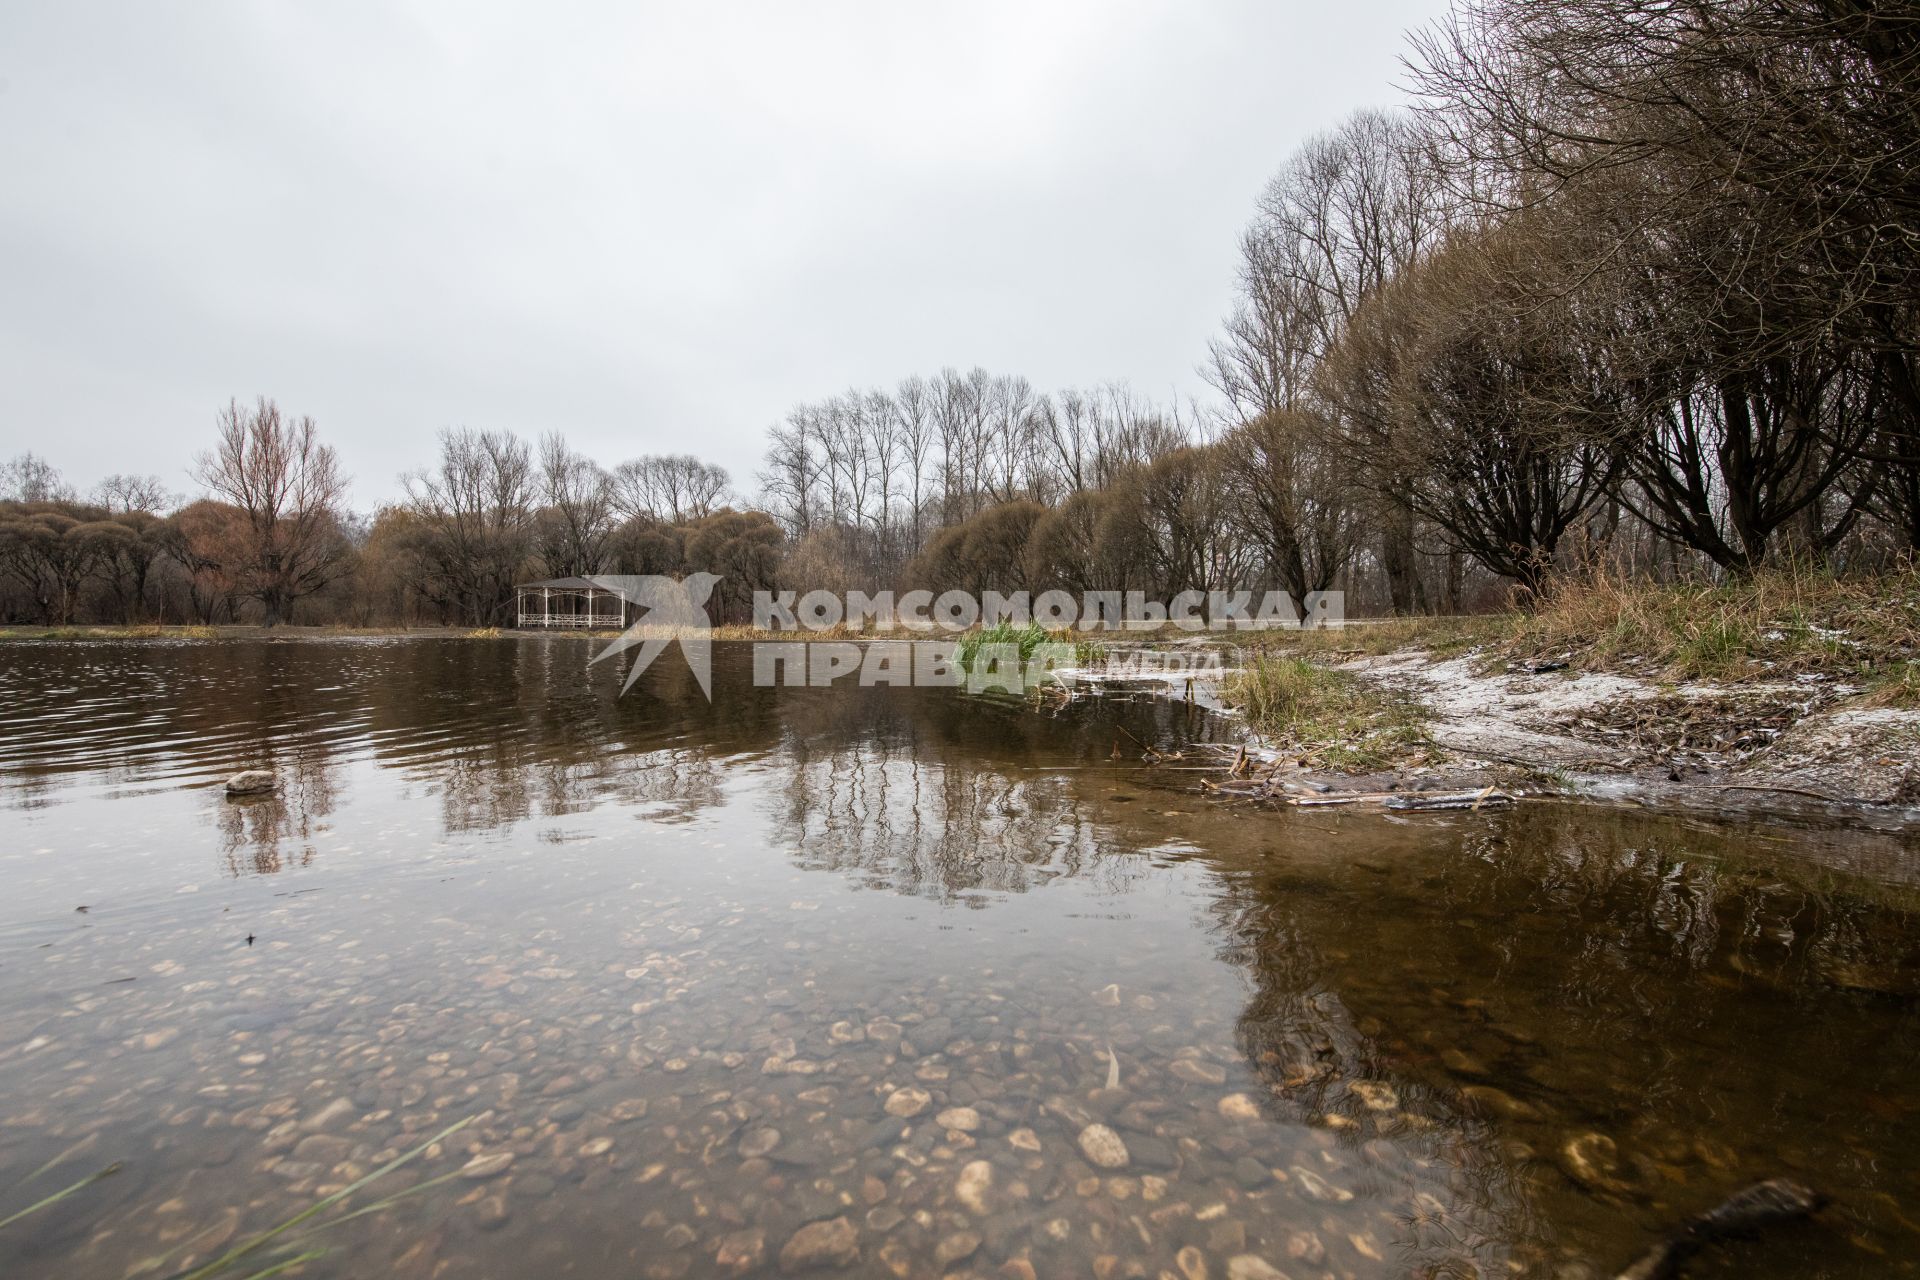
[1239,615,1500,660]
[1505,566,1920,688]
[1220,655,1433,771]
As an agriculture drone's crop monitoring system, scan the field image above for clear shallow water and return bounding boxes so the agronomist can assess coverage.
[0,637,1917,1279]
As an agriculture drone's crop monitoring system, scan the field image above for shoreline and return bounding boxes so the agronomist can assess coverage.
[1103,638,1920,832]
[6,620,1917,832]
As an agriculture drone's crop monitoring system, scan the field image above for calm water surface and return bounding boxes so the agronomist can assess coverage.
[1,638,1918,1279]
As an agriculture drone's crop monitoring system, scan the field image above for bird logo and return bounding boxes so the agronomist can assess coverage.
[587,573,721,699]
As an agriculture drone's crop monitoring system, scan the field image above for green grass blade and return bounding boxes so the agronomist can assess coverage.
[287,1167,465,1238]
[171,1114,474,1280]
[0,1163,121,1232]
[9,1135,102,1193]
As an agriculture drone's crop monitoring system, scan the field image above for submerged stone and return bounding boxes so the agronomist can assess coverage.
[1077,1123,1130,1169]
[779,1216,859,1271]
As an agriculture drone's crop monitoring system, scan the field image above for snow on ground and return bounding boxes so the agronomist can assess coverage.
[1734,706,1920,806]
[1349,653,1654,768]
[1062,640,1920,809]
[1356,649,1920,807]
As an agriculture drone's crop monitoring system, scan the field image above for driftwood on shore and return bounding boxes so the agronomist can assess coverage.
[1148,740,1521,812]
[1238,783,1516,812]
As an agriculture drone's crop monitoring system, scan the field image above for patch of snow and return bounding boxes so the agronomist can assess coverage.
[1343,652,1654,768]
[1357,653,1649,721]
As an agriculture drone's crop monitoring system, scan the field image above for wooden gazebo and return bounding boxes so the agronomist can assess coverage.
[514,577,628,629]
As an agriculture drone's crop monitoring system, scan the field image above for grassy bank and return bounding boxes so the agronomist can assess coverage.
[1506,569,1920,699]
[0,623,221,640]
[1244,569,1920,706]
[1220,655,1432,771]
[1214,568,1920,782]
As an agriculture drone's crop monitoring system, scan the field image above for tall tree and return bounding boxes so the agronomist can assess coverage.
[1322,217,1625,595]
[1209,110,1453,612]
[536,432,615,577]
[402,428,538,626]
[192,398,350,626]
[0,453,75,504]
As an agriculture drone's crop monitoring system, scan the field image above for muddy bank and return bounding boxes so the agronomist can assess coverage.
[1360,650,1919,817]
[1077,642,1920,829]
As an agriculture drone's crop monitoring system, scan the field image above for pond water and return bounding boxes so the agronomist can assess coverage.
[1,637,1918,1280]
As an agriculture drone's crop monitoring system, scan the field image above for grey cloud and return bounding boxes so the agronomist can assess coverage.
[0,1,1449,507]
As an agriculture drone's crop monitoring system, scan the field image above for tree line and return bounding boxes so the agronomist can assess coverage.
[1220,0,1920,601]
[0,405,776,628]
[766,0,1920,610]
[7,0,1916,627]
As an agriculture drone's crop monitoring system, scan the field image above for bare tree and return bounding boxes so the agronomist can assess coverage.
[91,473,177,514]
[1219,411,1360,602]
[1209,110,1454,611]
[402,428,539,626]
[0,506,129,624]
[758,418,820,537]
[613,454,731,524]
[895,375,937,552]
[164,499,247,624]
[192,398,351,626]
[1118,446,1247,601]
[982,376,1043,504]
[93,509,169,621]
[0,453,75,504]
[1322,216,1625,595]
[1412,0,1920,548]
[935,367,994,523]
[535,432,615,576]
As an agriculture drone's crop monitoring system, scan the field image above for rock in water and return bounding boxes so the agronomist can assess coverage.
[714,1229,766,1273]
[1077,1123,1130,1169]
[955,1160,993,1215]
[779,1216,858,1271]
[1560,1132,1634,1194]
[224,770,277,796]
[1224,1257,1289,1280]
[933,1230,981,1266]
[1614,1178,1824,1280]
[738,1127,781,1158]
[459,1151,514,1180]
[936,1107,982,1132]
[1218,1093,1261,1121]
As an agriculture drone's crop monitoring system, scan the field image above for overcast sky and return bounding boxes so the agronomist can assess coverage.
[1,1,1449,509]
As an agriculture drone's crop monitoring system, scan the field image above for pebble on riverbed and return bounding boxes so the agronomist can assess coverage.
[778,1216,859,1270]
[16,853,1544,1280]
[1076,1123,1131,1169]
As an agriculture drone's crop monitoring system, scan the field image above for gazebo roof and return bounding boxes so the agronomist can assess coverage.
[516,577,603,591]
